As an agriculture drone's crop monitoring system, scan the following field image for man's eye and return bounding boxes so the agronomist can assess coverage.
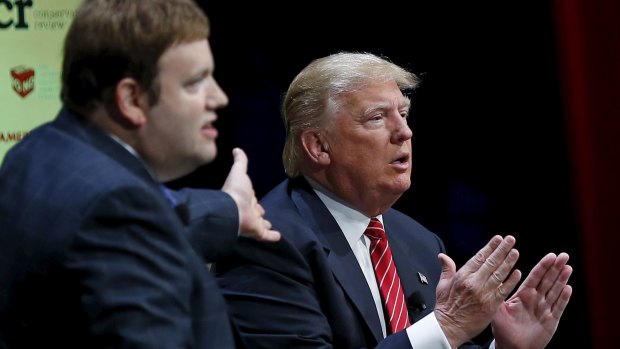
[369,113,384,121]
[186,78,203,87]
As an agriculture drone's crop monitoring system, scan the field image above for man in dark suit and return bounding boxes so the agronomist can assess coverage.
[0,1,278,348]
[215,52,573,349]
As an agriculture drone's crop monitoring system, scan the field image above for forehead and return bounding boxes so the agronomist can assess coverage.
[157,39,213,74]
[336,79,408,111]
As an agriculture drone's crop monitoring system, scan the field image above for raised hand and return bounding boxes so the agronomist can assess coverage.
[434,235,521,348]
[221,148,280,242]
[491,252,573,349]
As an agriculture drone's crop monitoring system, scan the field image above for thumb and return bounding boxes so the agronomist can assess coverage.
[438,253,457,281]
[231,147,248,174]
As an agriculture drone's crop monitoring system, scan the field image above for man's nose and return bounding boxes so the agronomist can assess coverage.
[391,115,413,143]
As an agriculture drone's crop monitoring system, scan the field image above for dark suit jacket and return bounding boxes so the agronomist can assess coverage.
[0,108,240,349]
[178,186,239,263]
[216,177,488,349]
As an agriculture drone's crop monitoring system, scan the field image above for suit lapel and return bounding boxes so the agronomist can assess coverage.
[382,212,429,322]
[289,178,385,342]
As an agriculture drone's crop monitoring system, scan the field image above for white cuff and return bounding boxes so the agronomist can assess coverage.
[406,312,452,349]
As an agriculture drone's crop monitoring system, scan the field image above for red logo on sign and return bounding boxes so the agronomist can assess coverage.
[11,66,35,98]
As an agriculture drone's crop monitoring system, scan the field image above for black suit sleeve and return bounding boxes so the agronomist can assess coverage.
[64,187,196,348]
[180,188,239,262]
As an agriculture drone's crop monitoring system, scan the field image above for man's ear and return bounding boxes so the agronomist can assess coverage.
[301,129,330,165]
[115,77,149,127]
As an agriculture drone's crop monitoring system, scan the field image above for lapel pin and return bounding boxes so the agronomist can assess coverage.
[418,272,428,284]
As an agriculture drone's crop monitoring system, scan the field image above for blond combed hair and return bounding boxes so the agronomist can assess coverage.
[281,52,420,178]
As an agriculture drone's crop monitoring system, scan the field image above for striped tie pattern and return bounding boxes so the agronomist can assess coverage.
[364,217,410,334]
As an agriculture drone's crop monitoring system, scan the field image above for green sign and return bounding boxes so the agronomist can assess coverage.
[0,0,82,162]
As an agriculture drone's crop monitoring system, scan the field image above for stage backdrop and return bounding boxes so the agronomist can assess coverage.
[0,0,82,162]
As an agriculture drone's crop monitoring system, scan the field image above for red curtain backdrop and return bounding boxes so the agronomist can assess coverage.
[553,0,620,347]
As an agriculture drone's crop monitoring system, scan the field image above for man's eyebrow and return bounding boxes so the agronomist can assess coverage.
[360,102,391,116]
[361,98,411,116]
[400,97,412,109]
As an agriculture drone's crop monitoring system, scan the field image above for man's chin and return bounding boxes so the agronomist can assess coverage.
[392,178,411,194]
[199,147,217,164]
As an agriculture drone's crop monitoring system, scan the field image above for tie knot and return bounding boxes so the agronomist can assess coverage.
[364,217,386,240]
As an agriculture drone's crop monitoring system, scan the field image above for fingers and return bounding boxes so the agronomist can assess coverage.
[260,221,281,242]
[463,235,518,283]
[545,256,573,318]
[536,253,568,296]
[460,235,520,301]
[518,252,572,301]
[489,246,520,300]
[497,267,521,300]
[256,201,265,217]
[552,284,573,319]
[481,235,516,276]
[261,230,282,242]
[243,217,281,242]
[255,205,281,242]
[518,252,557,291]
[239,201,281,242]
[463,235,504,274]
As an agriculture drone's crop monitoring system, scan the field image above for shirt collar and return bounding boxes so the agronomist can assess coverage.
[107,133,158,182]
[305,176,383,246]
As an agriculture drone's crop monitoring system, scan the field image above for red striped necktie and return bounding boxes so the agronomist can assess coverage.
[364,217,410,334]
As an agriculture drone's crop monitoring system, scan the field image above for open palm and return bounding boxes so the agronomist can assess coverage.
[491,253,573,349]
